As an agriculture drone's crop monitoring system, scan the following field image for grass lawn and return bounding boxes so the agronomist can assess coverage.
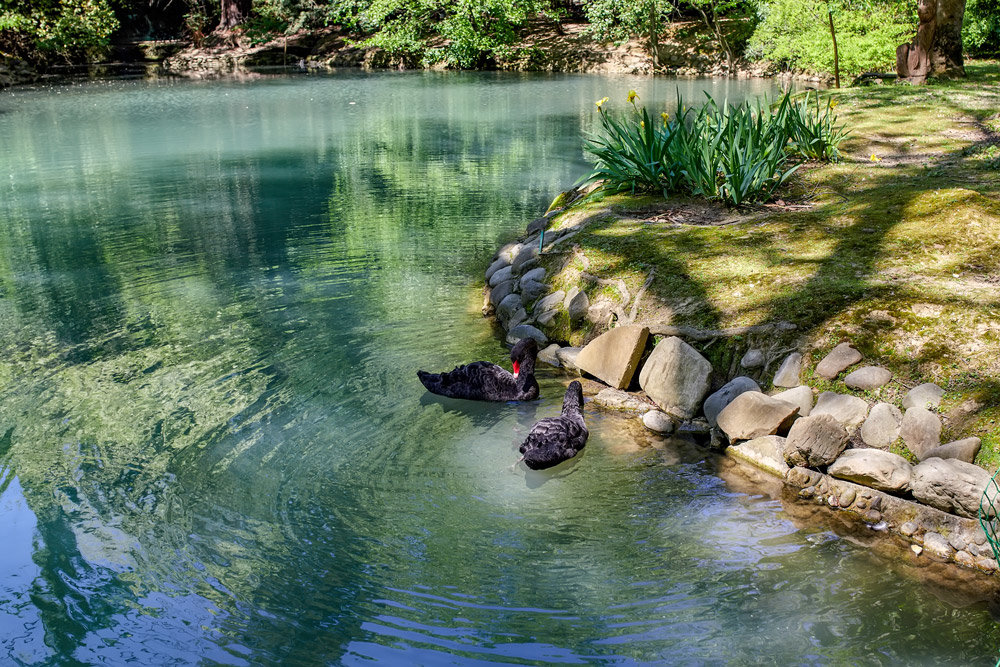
[538,60,1000,468]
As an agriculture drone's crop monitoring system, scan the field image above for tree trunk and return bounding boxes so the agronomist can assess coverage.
[219,0,252,30]
[648,0,660,69]
[827,8,840,88]
[896,0,966,83]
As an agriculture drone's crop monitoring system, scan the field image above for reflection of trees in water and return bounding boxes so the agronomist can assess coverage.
[0,77,589,661]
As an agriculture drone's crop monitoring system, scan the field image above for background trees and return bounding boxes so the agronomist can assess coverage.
[0,0,997,76]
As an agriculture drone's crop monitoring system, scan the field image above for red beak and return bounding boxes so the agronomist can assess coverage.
[512,361,520,378]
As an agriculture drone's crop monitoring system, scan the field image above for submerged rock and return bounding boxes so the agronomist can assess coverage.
[642,410,675,433]
[727,435,790,478]
[593,387,654,414]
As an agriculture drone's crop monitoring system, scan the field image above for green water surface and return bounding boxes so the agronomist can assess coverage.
[0,71,998,665]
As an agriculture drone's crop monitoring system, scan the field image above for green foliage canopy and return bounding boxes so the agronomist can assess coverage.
[749,0,915,75]
[0,0,119,56]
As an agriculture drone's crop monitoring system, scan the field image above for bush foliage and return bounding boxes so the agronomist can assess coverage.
[749,0,915,75]
[581,90,848,207]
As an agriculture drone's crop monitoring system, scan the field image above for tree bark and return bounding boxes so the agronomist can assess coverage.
[896,0,966,83]
[827,8,840,88]
[219,0,252,30]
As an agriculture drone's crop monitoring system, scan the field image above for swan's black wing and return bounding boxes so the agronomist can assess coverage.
[417,361,517,401]
[519,416,588,470]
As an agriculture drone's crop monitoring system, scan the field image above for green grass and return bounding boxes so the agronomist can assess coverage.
[541,61,1000,468]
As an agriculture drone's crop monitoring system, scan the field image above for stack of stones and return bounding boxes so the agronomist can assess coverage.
[483,215,591,350]
[483,222,998,574]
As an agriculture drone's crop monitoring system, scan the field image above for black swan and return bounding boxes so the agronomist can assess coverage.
[518,381,588,470]
[417,338,539,402]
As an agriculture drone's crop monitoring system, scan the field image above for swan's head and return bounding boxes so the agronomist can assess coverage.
[509,337,538,378]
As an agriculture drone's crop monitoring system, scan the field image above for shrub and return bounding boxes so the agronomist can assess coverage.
[581,90,848,207]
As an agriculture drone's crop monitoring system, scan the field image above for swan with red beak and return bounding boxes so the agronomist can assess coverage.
[417,338,539,402]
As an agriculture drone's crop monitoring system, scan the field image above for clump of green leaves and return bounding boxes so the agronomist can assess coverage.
[1,0,119,58]
[581,89,847,207]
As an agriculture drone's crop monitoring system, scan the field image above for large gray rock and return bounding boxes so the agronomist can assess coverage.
[703,377,761,428]
[642,410,675,434]
[538,343,561,367]
[716,391,799,442]
[485,256,509,283]
[638,336,713,419]
[844,366,893,391]
[511,243,539,274]
[900,406,941,459]
[506,307,527,330]
[812,392,870,432]
[828,449,913,493]
[496,293,523,322]
[506,324,547,346]
[533,291,566,316]
[565,288,590,323]
[783,413,850,468]
[520,280,549,305]
[489,280,515,307]
[773,352,802,387]
[496,242,521,264]
[815,342,862,380]
[920,437,981,464]
[772,385,813,417]
[740,349,765,369]
[903,382,945,410]
[555,347,582,373]
[575,325,649,389]
[489,265,513,288]
[860,402,902,449]
[727,435,790,478]
[910,458,992,519]
[593,388,654,414]
[520,267,546,288]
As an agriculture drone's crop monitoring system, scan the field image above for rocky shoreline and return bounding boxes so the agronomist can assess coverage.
[484,206,1000,576]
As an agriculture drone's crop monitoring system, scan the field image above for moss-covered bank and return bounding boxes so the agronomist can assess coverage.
[513,61,1000,469]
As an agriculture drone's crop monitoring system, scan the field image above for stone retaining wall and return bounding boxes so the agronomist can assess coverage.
[484,209,1000,576]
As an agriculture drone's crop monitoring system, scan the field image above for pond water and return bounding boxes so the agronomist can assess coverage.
[1,71,998,665]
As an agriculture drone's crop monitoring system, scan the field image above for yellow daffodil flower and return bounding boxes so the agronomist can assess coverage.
[596,96,609,109]
[627,90,639,104]
[870,154,882,162]
[661,112,669,123]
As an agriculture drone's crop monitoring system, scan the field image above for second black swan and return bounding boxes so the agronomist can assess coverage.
[416,337,539,402]
[518,380,588,470]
